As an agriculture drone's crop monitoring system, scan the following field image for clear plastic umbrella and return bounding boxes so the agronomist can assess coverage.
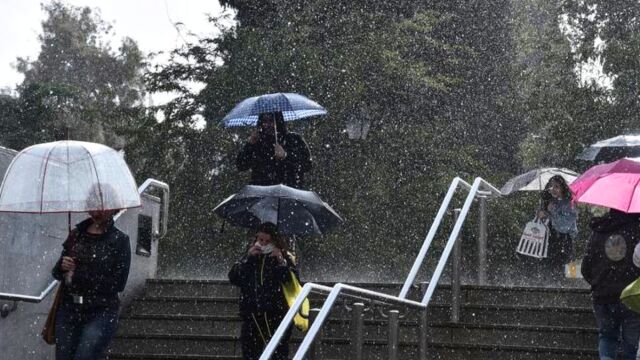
[500,167,579,195]
[0,141,140,213]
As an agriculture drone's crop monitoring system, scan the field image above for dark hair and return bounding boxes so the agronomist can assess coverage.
[256,222,287,251]
[257,111,287,136]
[544,175,573,200]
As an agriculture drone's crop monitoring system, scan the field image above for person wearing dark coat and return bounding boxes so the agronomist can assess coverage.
[581,209,640,360]
[228,223,297,360]
[52,211,131,360]
[236,111,312,189]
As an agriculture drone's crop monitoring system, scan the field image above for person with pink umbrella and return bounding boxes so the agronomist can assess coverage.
[572,158,640,359]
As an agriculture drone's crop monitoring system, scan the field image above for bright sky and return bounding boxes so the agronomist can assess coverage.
[0,0,229,92]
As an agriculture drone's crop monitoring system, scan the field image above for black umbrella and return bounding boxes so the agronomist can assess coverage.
[213,184,343,236]
[577,134,640,163]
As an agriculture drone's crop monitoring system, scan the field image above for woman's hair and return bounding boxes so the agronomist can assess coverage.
[256,222,288,251]
[545,175,573,200]
[257,111,287,136]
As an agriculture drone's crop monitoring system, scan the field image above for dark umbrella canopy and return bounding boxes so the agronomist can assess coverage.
[213,184,343,236]
[577,134,640,163]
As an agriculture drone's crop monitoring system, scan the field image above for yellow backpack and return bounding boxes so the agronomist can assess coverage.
[281,255,309,332]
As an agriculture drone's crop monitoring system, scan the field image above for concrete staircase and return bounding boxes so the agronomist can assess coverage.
[107,279,598,359]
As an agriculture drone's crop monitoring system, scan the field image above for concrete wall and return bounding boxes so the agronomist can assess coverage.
[0,146,164,360]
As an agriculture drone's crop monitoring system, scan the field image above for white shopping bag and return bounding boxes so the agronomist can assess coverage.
[516,218,549,258]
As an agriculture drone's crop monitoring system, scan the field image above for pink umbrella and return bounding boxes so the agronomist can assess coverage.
[569,158,640,213]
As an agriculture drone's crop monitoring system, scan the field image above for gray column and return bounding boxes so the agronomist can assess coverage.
[478,196,488,285]
[451,209,462,323]
[309,308,323,360]
[350,302,365,360]
[388,309,400,360]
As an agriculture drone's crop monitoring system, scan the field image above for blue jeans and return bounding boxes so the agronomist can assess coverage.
[54,303,119,360]
[593,302,640,360]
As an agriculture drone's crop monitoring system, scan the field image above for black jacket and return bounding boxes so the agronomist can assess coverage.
[228,252,296,318]
[52,218,131,308]
[236,132,312,189]
[581,210,640,304]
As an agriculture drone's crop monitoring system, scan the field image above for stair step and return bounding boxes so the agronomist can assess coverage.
[118,313,595,349]
[144,279,592,307]
[127,295,594,327]
[109,280,598,359]
[109,333,598,360]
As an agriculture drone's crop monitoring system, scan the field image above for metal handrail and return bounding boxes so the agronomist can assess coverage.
[260,176,503,359]
[0,178,169,303]
[134,179,170,238]
[421,177,502,305]
[260,283,426,360]
[398,176,472,299]
[0,280,59,303]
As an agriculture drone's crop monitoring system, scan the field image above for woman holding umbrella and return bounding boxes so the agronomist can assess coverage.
[237,111,312,189]
[228,222,298,360]
[0,141,139,360]
[537,175,578,273]
[51,187,131,360]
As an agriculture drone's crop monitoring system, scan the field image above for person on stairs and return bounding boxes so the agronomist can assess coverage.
[228,222,298,360]
[582,208,640,360]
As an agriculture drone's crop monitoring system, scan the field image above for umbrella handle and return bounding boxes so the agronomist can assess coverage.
[274,120,278,145]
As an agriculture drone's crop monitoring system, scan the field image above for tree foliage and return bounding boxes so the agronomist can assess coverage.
[1,1,147,150]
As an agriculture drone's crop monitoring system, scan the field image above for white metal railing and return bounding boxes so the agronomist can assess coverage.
[260,176,503,360]
[0,178,169,303]
[398,177,473,299]
[420,177,501,305]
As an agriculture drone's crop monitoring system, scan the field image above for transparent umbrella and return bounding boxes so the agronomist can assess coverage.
[0,140,140,213]
[500,167,579,195]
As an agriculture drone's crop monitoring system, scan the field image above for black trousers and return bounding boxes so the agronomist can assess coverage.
[241,312,292,360]
[548,229,573,271]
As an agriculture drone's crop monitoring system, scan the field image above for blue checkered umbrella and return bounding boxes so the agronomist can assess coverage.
[222,93,327,127]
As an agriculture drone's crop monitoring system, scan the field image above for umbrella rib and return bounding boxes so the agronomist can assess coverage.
[0,149,23,202]
[39,142,60,213]
[277,197,281,230]
[84,145,104,210]
[629,178,640,212]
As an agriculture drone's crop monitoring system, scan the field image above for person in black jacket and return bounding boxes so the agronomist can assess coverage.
[228,223,297,360]
[52,210,131,360]
[581,209,640,360]
[236,111,312,189]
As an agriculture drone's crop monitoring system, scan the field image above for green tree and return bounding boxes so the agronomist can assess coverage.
[149,0,490,276]
[563,1,640,137]
[9,1,147,150]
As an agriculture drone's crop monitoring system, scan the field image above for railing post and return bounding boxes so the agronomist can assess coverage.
[309,308,323,360]
[350,302,365,360]
[451,209,462,323]
[388,309,400,360]
[418,307,428,360]
[478,196,488,285]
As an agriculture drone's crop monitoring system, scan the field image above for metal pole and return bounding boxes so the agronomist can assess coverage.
[478,196,488,285]
[309,308,323,360]
[351,302,365,360]
[451,209,462,323]
[388,310,400,360]
[418,308,428,360]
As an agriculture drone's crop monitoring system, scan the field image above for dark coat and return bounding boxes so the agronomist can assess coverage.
[581,210,640,304]
[52,218,131,308]
[228,252,296,319]
[236,132,312,189]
